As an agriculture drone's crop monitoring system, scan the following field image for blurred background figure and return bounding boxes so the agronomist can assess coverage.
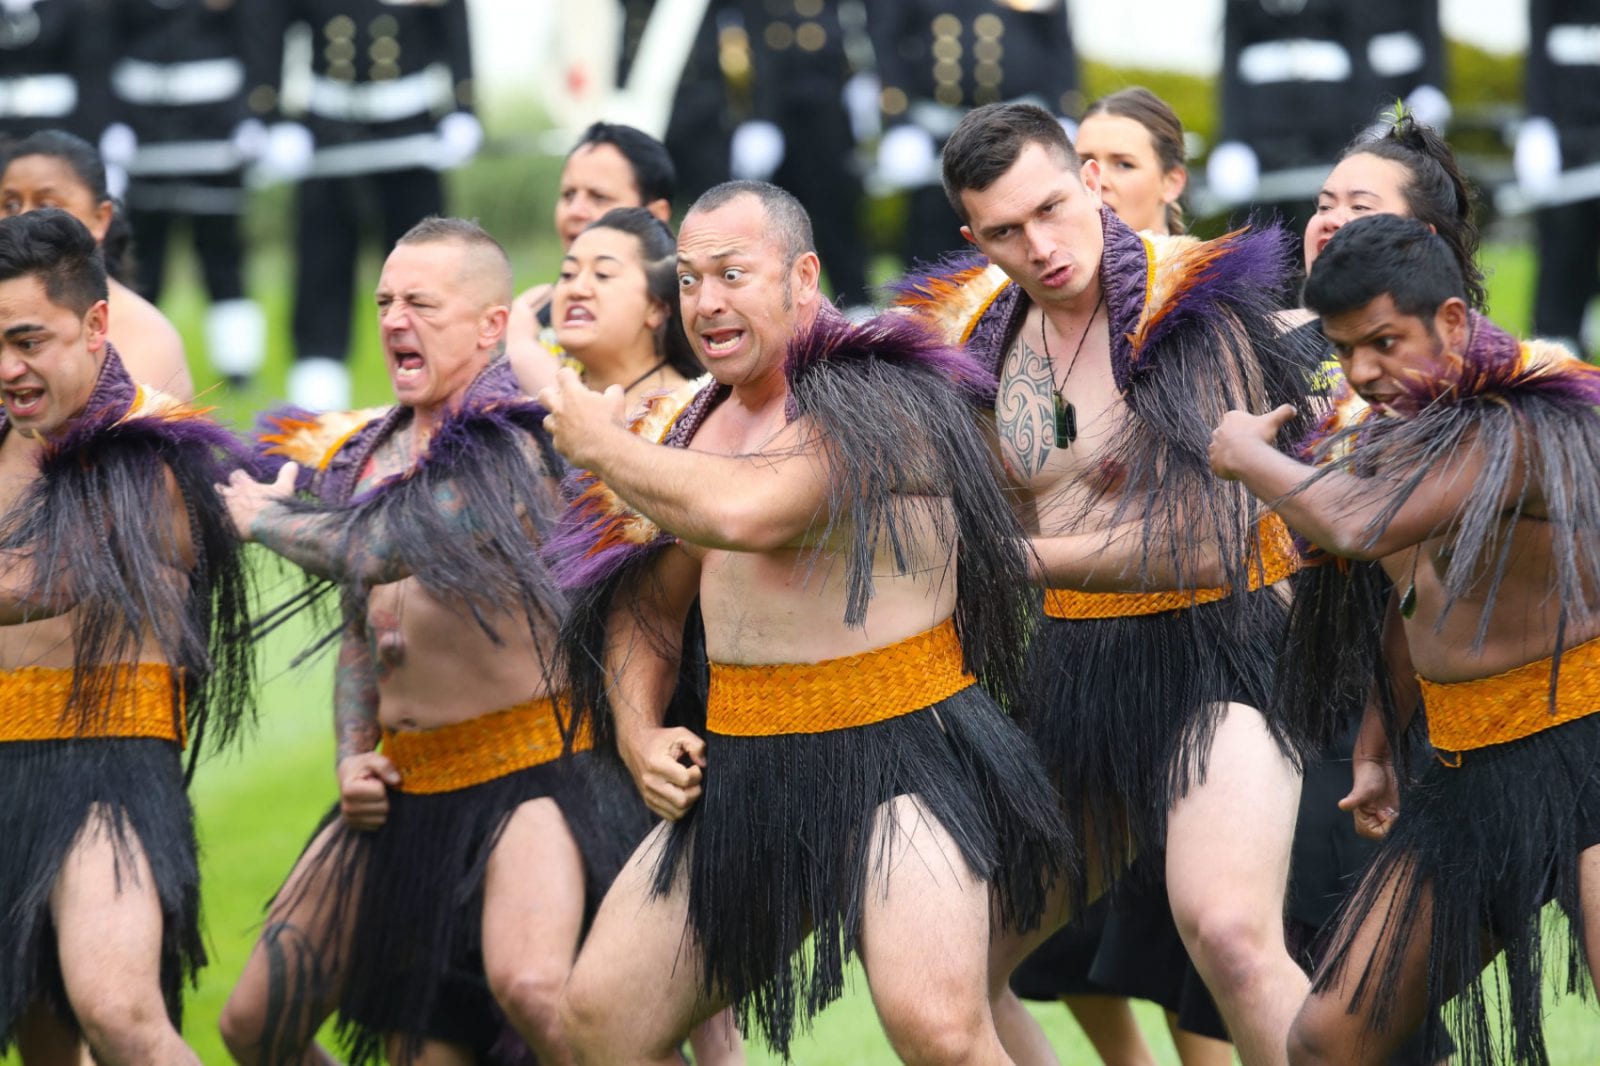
[247,0,481,411]
[732,0,870,307]
[617,0,739,203]
[0,0,108,144]
[867,0,1080,266]
[1207,0,1447,251]
[111,0,266,389]
[1517,0,1600,359]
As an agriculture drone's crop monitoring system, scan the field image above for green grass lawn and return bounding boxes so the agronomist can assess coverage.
[5,194,1599,1063]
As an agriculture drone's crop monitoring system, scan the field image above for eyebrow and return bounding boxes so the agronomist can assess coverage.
[677,249,742,267]
[2,323,44,339]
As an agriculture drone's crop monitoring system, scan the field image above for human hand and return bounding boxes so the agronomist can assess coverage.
[217,461,298,540]
[620,726,707,821]
[538,366,627,470]
[1338,756,1399,841]
[1208,404,1297,480]
[337,751,401,831]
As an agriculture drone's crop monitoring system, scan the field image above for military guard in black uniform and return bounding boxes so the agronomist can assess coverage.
[1354,0,1448,130]
[735,0,867,305]
[866,0,1079,266]
[1518,0,1600,358]
[110,0,266,388]
[247,0,480,410]
[0,0,110,145]
[1209,0,1371,232]
[618,0,738,204]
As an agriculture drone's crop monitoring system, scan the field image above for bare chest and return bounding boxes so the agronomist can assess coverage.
[0,433,42,516]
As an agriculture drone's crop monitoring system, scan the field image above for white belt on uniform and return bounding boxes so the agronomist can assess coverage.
[112,57,245,107]
[306,64,452,125]
[0,73,76,118]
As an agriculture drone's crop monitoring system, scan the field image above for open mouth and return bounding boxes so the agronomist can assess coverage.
[3,387,44,417]
[699,326,745,357]
[563,305,595,327]
[1040,264,1071,288]
[391,346,425,381]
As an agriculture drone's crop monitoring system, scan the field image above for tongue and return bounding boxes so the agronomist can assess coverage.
[398,354,423,370]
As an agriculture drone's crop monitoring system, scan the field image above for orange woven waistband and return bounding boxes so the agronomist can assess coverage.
[1421,636,1600,754]
[0,664,183,745]
[1043,515,1300,620]
[707,620,974,737]
[381,695,590,795]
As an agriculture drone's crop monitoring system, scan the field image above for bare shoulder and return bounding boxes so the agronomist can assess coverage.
[107,281,194,401]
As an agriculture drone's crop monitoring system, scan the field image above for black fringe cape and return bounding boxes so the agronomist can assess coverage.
[252,359,648,1066]
[1279,322,1600,1065]
[546,309,1070,1056]
[894,209,1323,896]
[0,348,254,1048]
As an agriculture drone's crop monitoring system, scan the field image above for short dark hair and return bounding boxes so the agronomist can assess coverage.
[1335,111,1485,311]
[570,122,676,207]
[583,207,701,380]
[1302,214,1464,322]
[941,102,1079,223]
[0,208,109,316]
[687,180,815,265]
[396,215,513,303]
[1,128,134,283]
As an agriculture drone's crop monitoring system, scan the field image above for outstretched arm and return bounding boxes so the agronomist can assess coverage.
[541,368,834,552]
[1208,404,1525,560]
[606,543,707,820]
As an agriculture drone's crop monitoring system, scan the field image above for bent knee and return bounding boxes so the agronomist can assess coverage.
[490,963,570,1036]
[558,966,610,1050]
[877,989,994,1066]
[1175,905,1280,992]
[1286,1005,1347,1066]
[73,988,172,1055]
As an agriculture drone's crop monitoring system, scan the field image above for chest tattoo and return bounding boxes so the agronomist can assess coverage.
[997,335,1056,478]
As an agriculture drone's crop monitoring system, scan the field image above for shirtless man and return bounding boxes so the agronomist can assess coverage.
[216,217,652,1066]
[0,208,252,1065]
[543,180,1065,1063]
[897,102,1320,1064]
[1210,213,1600,1066]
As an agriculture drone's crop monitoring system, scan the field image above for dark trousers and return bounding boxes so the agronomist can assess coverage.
[292,167,443,363]
[1534,196,1600,354]
[773,96,867,305]
[127,174,248,304]
[903,183,966,269]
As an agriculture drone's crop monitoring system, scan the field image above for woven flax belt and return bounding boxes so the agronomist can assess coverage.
[381,695,590,795]
[1043,515,1299,620]
[0,663,182,744]
[1421,634,1600,754]
[707,619,974,737]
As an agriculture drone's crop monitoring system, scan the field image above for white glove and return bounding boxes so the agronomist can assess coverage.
[1514,116,1563,197]
[104,163,128,201]
[842,72,881,143]
[1403,84,1452,130]
[1206,140,1261,205]
[730,120,785,181]
[230,118,268,163]
[255,122,315,183]
[99,122,137,168]
[434,111,483,170]
[876,124,938,190]
[1057,115,1079,143]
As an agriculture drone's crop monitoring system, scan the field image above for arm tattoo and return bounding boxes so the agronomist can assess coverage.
[258,920,337,1064]
[996,335,1057,478]
[333,612,380,763]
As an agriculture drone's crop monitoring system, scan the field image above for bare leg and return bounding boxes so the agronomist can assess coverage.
[1166,702,1304,1066]
[1164,1013,1234,1066]
[859,794,1008,1066]
[1287,857,1434,1066]
[481,798,587,1066]
[560,824,727,1064]
[687,1009,745,1065]
[1061,996,1157,1066]
[14,1000,90,1066]
[1580,842,1600,985]
[219,821,354,1065]
[51,806,199,1066]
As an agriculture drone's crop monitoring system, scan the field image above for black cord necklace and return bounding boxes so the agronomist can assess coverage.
[622,357,671,394]
[1039,288,1105,447]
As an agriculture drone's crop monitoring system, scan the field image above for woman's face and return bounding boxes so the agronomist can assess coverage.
[552,226,664,359]
[1074,112,1184,235]
[0,154,112,242]
[1305,152,1413,271]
